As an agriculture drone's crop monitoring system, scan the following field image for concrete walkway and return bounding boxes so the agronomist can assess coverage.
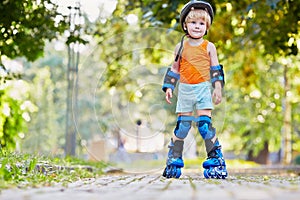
[1,170,299,200]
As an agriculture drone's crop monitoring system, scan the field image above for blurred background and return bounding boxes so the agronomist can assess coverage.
[1,0,299,171]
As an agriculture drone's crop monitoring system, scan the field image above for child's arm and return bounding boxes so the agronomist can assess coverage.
[163,43,181,104]
[208,42,224,88]
[208,42,219,66]
[171,43,181,73]
[208,42,224,105]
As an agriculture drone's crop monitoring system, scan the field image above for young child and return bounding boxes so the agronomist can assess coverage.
[162,0,227,179]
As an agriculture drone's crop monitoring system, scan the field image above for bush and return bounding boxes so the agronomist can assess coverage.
[294,155,300,165]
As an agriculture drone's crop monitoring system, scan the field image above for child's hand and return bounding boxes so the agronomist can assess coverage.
[165,88,173,104]
[212,87,222,105]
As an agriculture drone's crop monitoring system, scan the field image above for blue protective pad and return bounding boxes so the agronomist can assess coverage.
[162,68,180,92]
[210,65,225,88]
[173,116,194,139]
[197,115,216,140]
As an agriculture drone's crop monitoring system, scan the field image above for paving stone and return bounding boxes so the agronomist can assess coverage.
[1,172,299,200]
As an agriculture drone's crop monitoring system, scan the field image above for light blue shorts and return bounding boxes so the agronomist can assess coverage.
[176,81,214,113]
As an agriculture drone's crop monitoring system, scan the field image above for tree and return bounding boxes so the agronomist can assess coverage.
[0,0,67,63]
[0,0,68,150]
[225,1,300,164]
[0,79,38,150]
[22,67,61,154]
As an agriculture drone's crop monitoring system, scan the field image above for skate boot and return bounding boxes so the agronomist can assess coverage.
[162,139,184,178]
[202,147,228,179]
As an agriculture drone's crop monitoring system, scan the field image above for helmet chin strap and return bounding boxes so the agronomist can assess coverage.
[175,34,187,62]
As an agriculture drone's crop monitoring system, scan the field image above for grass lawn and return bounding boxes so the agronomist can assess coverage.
[0,151,108,189]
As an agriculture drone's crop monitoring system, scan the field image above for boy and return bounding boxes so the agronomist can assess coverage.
[162,0,227,179]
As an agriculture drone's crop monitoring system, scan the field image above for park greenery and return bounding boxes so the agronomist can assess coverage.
[0,0,300,169]
[0,151,108,189]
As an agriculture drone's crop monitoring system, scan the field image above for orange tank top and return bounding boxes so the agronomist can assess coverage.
[179,40,210,84]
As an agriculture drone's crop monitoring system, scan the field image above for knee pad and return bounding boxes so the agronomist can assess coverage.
[197,115,220,154]
[197,115,215,140]
[174,116,193,139]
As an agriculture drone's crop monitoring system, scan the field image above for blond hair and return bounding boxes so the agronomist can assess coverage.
[185,9,211,30]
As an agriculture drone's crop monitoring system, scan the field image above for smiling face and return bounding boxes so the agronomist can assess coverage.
[184,9,211,38]
[185,18,207,38]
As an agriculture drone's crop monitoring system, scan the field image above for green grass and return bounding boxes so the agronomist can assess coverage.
[0,151,109,189]
[184,158,259,169]
[112,157,259,173]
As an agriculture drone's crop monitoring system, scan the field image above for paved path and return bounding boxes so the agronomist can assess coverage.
[1,170,300,200]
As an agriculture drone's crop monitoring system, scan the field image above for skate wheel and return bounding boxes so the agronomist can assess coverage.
[203,169,210,179]
[221,171,227,179]
[175,168,181,178]
[162,168,167,177]
[162,166,173,178]
[163,165,183,179]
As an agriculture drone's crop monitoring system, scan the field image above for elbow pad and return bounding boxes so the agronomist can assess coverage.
[210,65,225,88]
[162,68,180,92]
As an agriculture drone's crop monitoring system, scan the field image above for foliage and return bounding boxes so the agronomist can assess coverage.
[0,79,37,150]
[0,151,108,189]
[241,0,299,57]
[0,0,88,152]
[21,66,62,153]
[91,7,183,137]
[124,0,181,29]
[217,0,300,157]
[0,0,68,63]
[0,0,68,150]
[294,154,300,165]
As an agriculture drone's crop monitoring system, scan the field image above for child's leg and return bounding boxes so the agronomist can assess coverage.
[196,115,228,179]
[162,115,193,178]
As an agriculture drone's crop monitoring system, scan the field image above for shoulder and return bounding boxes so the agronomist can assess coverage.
[206,41,217,55]
[174,42,182,52]
[207,41,216,51]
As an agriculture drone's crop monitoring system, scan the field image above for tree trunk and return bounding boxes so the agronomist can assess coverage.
[282,64,292,165]
[247,141,270,164]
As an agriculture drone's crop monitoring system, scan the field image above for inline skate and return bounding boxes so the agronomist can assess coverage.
[162,139,184,178]
[203,147,227,179]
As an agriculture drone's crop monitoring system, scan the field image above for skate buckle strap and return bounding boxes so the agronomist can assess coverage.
[217,157,223,165]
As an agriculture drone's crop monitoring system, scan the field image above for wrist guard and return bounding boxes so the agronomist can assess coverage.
[210,65,225,88]
[162,68,180,92]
